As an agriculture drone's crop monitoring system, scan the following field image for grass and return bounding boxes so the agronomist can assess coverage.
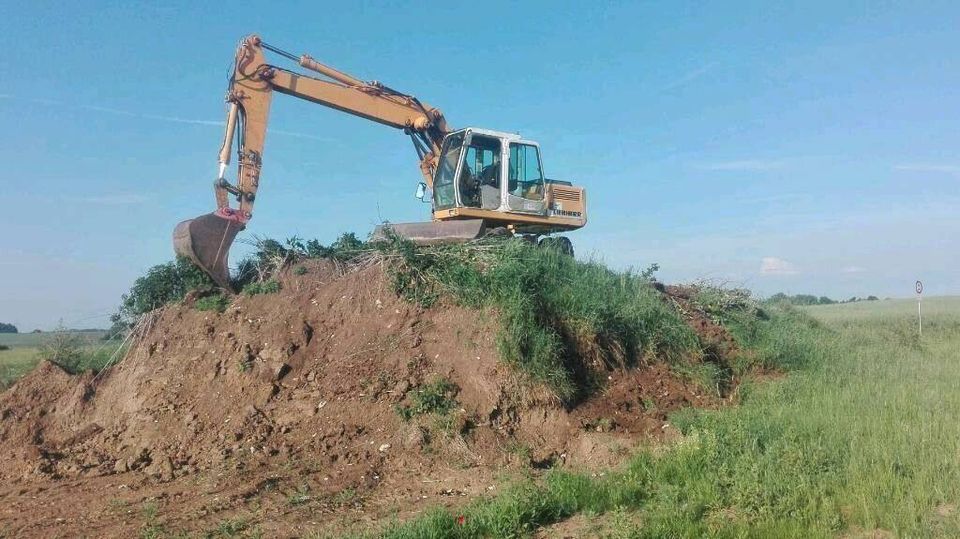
[351,296,960,538]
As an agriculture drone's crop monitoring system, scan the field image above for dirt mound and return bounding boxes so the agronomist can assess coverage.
[0,262,733,536]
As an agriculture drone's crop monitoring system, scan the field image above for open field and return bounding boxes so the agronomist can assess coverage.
[0,330,110,387]
[803,295,957,323]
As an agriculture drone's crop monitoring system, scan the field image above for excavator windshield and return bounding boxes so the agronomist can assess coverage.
[432,132,464,210]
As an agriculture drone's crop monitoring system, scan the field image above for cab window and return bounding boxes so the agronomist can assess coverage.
[508,143,545,201]
[460,135,501,208]
[432,133,464,210]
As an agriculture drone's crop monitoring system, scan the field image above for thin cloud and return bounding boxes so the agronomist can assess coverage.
[78,193,150,205]
[737,193,807,205]
[661,62,719,92]
[840,265,866,274]
[695,159,786,172]
[0,93,328,141]
[894,164,960,174]
[83,104,222,126]
[759,257,799,276]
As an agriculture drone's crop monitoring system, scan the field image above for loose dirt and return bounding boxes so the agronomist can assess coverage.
[0,262,737,537]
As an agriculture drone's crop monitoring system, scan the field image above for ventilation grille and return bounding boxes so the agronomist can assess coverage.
[551,187,581,202]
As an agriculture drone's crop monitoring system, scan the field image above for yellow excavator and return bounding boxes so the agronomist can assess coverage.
[174,35,587,289]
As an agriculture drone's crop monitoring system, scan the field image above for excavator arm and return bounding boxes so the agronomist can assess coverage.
[174,35,451,289]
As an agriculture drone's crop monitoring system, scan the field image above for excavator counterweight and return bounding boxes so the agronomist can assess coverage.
[174,35,587,289]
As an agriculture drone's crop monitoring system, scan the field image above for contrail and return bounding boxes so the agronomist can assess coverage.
[0,94,330,141]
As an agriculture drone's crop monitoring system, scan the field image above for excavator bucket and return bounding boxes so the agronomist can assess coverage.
[371,220,486,245]
[172,212,244,290]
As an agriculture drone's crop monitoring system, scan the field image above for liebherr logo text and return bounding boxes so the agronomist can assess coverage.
[549,209,582,218]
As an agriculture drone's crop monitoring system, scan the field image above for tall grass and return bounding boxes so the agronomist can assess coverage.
[382,237,697,402]
[354,297,960,538]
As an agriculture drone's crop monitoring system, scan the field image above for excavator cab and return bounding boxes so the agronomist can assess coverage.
[432,128,546,216]
[421,128,587,236]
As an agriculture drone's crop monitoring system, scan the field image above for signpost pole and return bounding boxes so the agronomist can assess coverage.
[916,281,923,336]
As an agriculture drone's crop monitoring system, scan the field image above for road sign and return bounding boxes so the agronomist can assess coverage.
[916,281,923,295]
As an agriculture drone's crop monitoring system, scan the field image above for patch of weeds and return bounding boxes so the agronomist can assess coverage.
[288,484,312,506]
[195,293,230,313]
[672,361,729,396]
[139,501,180,539]
[394,403,415,422]
[395,378,459,421]
[505,440,533,463]
[142,501,158,520]
[237,357,251,373]
[293,265,309,276]
[433,409,471,436]
[596,417,615,432]
[642,397,657,412]
[242,279,281,296]
[202,518,251,538]
[332,488,358,508]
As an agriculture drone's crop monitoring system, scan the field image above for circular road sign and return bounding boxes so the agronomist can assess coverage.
[916,281,923,295]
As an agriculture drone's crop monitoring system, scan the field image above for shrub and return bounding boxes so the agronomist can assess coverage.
[194,293,230,313]
[37,323,118,374]
[234,233,368,288]
[113,257,217,327]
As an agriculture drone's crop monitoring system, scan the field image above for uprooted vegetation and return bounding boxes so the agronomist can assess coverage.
[0,230,817,537]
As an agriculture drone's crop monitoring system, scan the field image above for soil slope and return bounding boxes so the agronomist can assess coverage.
[0,261,733,537]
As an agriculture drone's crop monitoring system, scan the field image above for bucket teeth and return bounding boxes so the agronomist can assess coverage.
[172,213,243,290]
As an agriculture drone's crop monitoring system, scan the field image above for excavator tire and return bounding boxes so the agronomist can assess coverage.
[538,236,574,257]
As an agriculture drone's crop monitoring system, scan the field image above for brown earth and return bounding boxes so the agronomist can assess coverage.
[0,262,738,537]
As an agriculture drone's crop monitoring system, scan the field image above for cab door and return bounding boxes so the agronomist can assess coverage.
[505,143,547,214]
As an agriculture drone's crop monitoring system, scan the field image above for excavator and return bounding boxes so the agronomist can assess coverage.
[174,35,587,289]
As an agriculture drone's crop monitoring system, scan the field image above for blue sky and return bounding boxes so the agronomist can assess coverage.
[2,1,958,330]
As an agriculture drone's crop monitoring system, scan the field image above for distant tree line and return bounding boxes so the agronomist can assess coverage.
[0,322,17,333]
[767,293,879,305]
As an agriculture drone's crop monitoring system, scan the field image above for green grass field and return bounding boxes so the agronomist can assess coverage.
[0,330,113,387]
[356,296,960,538]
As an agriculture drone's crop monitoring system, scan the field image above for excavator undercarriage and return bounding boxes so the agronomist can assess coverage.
[174,35,586,290]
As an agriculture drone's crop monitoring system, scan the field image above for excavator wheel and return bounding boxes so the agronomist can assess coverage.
[538,236,574,257]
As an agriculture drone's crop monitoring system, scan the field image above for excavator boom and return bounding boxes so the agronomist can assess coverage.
[174,35,451,289]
